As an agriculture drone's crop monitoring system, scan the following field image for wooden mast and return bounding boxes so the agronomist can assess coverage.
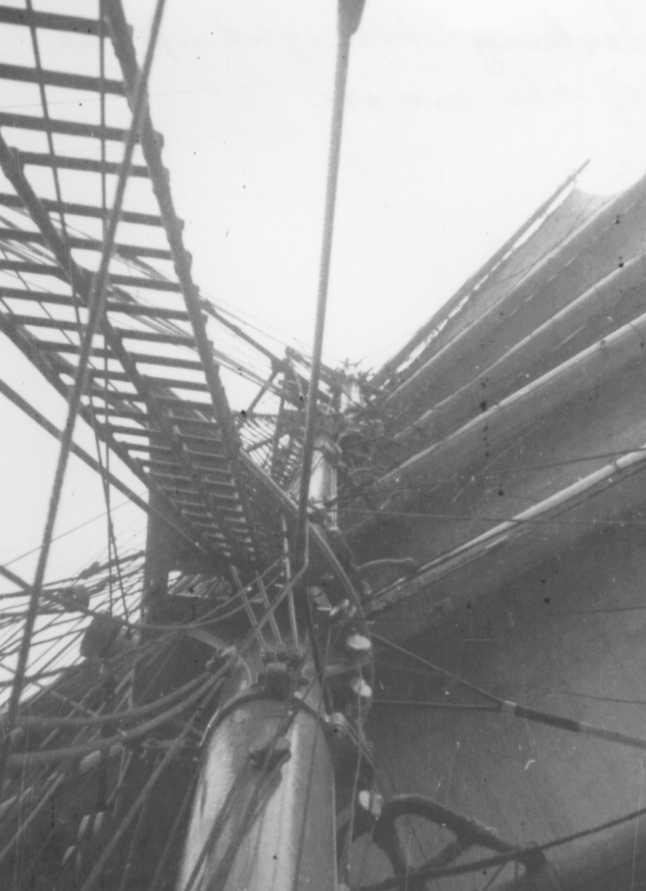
[175,4,368,888]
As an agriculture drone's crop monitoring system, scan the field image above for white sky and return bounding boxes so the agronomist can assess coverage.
[3,0,646,584]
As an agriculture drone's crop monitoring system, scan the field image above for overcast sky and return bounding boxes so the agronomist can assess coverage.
[3,0,646,585]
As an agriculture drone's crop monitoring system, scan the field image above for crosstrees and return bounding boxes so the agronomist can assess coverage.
[0,1,294,571]
[0,1,345,603]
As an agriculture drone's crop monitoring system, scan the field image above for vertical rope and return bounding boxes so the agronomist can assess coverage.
[293,0,367,705]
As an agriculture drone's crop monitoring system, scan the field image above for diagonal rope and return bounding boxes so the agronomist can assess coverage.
[0,0,169,793]
[374,634,646,755]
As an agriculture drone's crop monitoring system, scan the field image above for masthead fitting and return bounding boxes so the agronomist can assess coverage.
[338,0,367,37]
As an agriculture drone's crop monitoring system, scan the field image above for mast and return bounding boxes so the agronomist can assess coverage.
[176,4,368,889]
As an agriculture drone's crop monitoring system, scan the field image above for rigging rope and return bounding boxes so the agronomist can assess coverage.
[77,677,221,891]
[296,0,365,552]
[374,634,646,756]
